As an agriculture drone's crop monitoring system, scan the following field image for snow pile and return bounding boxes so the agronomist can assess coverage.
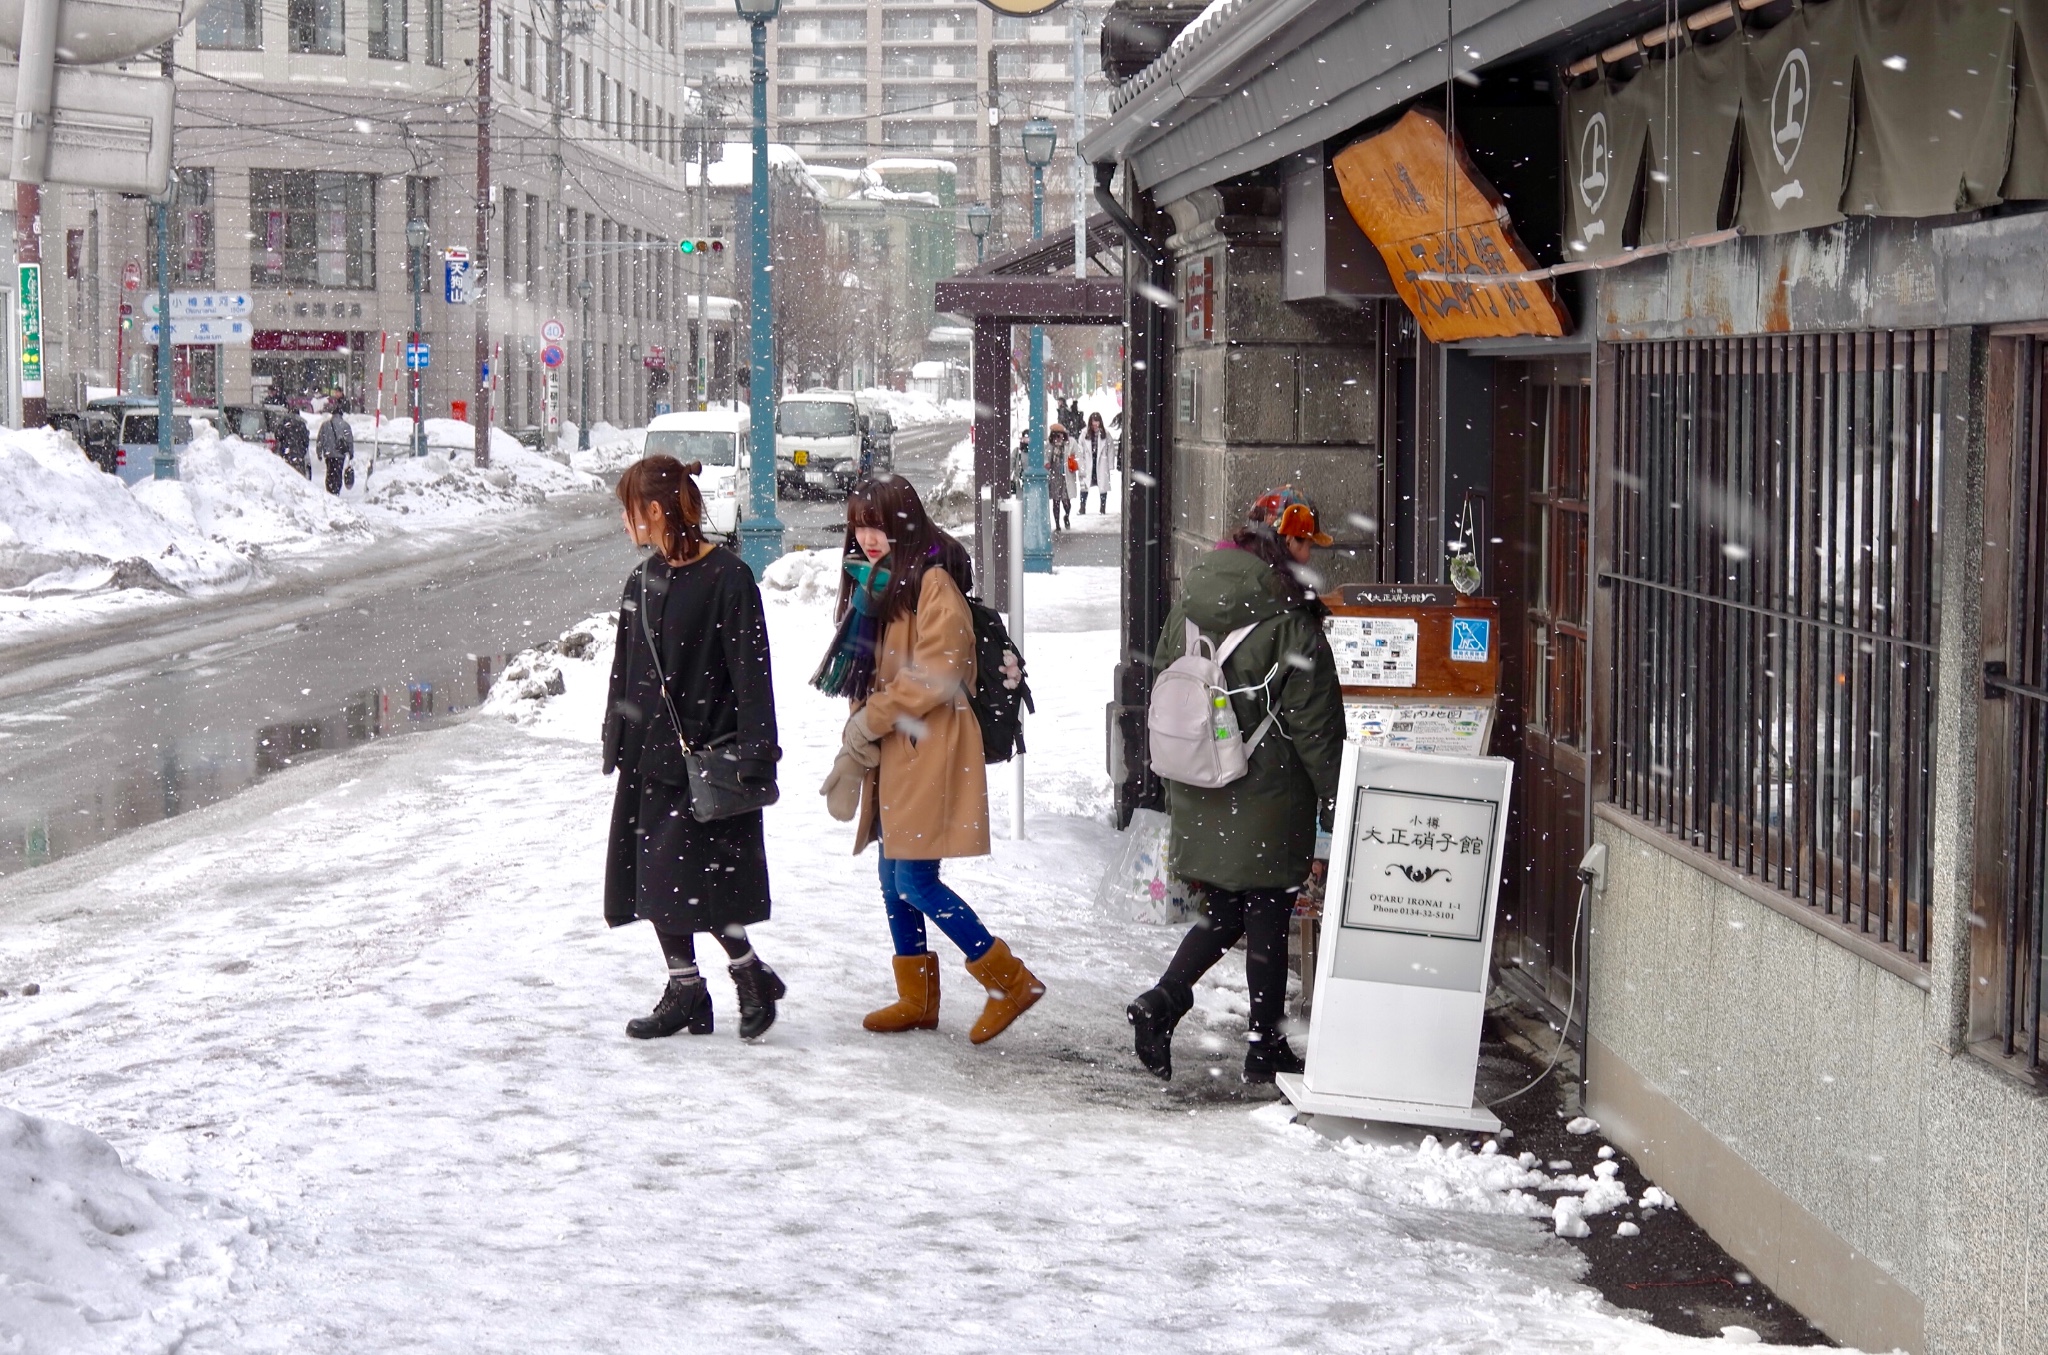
[0,428,254,595]
[928,436,975,519]
[0,1104,254,1353]
[358,435,600,520]
[855,387,971,427]
[759,547,842,605]
[131,428,370,559]
[481,613,617,740]
[567,424,647,476]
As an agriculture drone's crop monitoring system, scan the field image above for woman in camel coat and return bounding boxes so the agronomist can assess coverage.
[812,473,1044,1045]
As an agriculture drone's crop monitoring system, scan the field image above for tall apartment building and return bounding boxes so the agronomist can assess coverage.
[681,0,1111,260]
[11,0,711,427]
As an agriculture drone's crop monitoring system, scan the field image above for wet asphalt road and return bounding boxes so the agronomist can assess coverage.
[0,422,1031,876]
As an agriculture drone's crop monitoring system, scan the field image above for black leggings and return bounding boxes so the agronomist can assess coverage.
[654,925,752,971]
[1161,887,1293,1033]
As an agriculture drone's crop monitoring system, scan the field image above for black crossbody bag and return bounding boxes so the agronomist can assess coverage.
[638,560,780,823]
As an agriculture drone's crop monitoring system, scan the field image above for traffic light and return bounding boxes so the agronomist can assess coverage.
[678,239,725,256]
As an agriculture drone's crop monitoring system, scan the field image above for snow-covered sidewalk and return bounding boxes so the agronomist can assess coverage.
[0,566,1824,1353]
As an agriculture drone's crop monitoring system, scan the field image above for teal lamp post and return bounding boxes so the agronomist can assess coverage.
[734,0,787,575]
[1020,116,1057,573]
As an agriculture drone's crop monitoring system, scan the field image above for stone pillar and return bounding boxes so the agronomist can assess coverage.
[1162,183,1380,590]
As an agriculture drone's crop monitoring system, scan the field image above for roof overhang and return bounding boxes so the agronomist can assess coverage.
[1083,0,1651,204]
[930,277,1125,325]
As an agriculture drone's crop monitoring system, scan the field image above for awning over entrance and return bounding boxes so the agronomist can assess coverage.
[931,215,1124,605]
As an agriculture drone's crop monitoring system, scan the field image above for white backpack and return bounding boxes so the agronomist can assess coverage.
[1148,618,1280,789]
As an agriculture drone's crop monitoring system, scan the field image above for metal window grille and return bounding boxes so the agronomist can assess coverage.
[1606,333,1940,964]
[1987,343,2048,1069]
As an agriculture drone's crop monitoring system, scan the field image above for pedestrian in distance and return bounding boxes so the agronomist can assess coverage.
[603,454,787,1041]
[275,404,312,479]
[1080,411,1113,516]
[1047,424,1073,532]
[318,400,356,494]
[812,473,1045,1044]
[1128,485,1346,1084]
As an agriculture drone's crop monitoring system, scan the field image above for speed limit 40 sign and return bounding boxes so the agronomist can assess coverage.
[540,318,565,344]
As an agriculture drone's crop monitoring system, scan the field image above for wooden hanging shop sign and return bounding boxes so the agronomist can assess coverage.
[1332,110,1571,342]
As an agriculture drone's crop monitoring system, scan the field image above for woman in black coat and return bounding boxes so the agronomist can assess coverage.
[604,455,784,1041]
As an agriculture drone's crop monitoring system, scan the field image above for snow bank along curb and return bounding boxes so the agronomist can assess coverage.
[1,423,603,646]
[0,1104,258,1353]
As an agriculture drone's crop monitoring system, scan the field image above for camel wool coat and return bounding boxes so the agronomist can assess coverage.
[851,566,990,860]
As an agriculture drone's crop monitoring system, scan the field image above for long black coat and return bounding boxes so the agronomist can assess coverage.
[602,546,778,934]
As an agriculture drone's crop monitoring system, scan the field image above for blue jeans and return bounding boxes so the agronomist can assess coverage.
[879,854,994,961]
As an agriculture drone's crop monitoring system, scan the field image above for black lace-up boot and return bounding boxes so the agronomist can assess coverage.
[626,977,714,1039]
[729,957,787,1040]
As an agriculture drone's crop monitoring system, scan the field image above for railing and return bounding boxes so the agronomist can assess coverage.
[1985,339,2048,1071]
[1605,332,1941,966]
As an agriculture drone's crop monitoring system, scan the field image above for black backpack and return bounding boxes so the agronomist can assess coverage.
[964,595,1034,764]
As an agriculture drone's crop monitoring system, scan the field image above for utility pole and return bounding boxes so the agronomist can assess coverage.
[153,38,173,478]
[986,48,1004,253]
[13,0,52,427]
[697,117,711,409]
[474,0,493,468]
[548,0,566,444]
[1072,3,1087,284]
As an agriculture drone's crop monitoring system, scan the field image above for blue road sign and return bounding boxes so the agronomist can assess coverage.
[406,343,431,371]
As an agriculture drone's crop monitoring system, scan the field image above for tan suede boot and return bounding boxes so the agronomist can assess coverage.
[963,938,1045,1045]
[863,953,941,1032]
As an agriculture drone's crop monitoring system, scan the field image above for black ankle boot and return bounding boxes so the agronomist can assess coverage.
[627,977,714,1039]
[729,957,787,1040]
[1126,979,1194,1080]
[1242,1028,1304,1084]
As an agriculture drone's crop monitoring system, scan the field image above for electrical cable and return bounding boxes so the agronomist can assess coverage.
[1487,873,1591,1109]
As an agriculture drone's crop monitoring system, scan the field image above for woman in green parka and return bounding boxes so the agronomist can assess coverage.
[1127,486,1347,1084]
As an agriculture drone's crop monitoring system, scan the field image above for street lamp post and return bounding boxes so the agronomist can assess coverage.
[966,202,991,264]
[577,279,594,451]
[1020,117,1057,574]
[734,0,786,575]
[407,218,428,458]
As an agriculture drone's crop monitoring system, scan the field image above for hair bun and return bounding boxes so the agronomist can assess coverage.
[679,460,703,476]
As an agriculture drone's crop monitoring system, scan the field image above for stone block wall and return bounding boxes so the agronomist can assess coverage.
[1162,185,1380,591]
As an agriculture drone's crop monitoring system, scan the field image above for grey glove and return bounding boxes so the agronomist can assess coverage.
[842,709,883,769]
[820,752,864,822]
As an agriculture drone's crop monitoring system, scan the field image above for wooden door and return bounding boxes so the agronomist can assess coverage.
[1491,359,1592,1013]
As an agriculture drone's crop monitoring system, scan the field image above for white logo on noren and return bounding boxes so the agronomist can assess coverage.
[1770,47,1810,172]
[1577,111,1610,213]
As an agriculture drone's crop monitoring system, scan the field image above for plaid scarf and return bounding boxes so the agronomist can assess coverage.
[810,560,891,701]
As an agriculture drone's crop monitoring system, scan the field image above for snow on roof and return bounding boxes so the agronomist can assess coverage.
[686,142,825,197]
[867,157,959,176]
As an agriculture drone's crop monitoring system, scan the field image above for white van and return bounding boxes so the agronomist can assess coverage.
[644,408,749,536]
[775,389,862,498]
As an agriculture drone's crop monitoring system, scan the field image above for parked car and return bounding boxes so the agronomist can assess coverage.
[774,390,862,498]
[85,396,211,484]
[643,407,749,536]
[857,404,896,476]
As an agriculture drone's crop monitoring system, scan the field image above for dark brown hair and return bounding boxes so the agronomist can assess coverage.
[1231,521,1322,611]
[616,455,707,563]
[839,473,974,624]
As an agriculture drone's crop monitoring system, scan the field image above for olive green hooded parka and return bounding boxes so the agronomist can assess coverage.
[1153,545,1347,892]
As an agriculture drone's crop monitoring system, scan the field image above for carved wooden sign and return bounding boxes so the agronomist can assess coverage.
[1332,110,1570,342]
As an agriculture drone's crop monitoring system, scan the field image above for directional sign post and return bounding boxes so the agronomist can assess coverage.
[142,290,254,320]
[139,316,252,346]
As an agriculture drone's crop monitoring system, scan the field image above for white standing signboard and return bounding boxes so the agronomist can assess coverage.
[1277,744,1514,1132]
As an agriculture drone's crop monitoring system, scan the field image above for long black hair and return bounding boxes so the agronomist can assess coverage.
[837,474,974,624]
